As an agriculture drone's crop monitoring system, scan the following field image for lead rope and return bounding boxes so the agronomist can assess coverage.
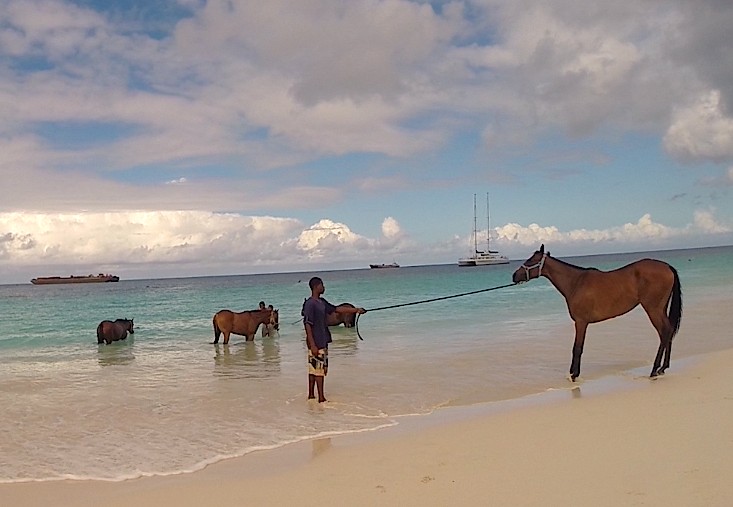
[355,282,518,340]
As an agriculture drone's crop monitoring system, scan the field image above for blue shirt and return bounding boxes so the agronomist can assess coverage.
[303,297,337,349]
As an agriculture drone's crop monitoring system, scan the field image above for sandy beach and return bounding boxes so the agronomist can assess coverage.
[4,344,732,507]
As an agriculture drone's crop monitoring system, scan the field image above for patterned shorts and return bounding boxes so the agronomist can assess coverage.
[308,348,328,376]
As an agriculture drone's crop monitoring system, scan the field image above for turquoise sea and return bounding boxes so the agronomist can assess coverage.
[1,246,732,483]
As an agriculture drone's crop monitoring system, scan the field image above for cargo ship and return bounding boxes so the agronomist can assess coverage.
[30,274,120,285]
[369,262,400,269]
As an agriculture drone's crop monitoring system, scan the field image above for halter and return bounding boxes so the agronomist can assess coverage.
[518,253,547,282]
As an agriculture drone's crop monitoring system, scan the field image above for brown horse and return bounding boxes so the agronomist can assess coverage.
[512,245,682,380]
[97,318,134,345]
[212,308,277,344]
[328,303,357,328]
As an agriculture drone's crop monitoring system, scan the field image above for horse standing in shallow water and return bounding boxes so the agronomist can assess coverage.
[512,245,682,380]
[300,300,357,328]
[328,303,357,328]
[212,308,277,344]
[97,319,134,345]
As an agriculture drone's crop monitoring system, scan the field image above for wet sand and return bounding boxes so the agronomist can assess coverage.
[3,345,732,506]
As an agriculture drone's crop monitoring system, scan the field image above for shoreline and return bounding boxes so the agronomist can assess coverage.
[4,348,732,506]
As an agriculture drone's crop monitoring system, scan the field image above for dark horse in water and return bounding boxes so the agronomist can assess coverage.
[301,299,357,328]
[97,319,134,345]
[212,308,278,344]
[512,245,682,380]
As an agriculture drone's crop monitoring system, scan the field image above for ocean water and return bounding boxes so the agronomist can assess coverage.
[1,246,731,483]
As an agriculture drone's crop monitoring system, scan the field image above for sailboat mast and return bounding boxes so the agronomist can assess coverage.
[486,192,491,252]
[473,193,478,253]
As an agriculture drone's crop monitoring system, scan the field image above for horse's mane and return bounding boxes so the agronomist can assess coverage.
[548,254,596,272]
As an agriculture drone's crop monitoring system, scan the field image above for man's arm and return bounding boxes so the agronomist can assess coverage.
[304,322,318,354]
[335,306,366,315]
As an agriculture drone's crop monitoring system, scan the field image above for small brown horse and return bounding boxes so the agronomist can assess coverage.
[97,318,134,345]
[212,308,277,344]
[328,303,357,328]
[512,245,682,380]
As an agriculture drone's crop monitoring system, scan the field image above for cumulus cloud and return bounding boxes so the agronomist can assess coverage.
[381,217,402,239]
[0,209,730,282]
[492,212,730,252]
[0,212,415,273]
[664,90,733,162]
[692,209,730,234]
[296,219,366,257]
[0,211,301,265]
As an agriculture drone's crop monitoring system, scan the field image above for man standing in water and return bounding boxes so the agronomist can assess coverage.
[303,276,366,403]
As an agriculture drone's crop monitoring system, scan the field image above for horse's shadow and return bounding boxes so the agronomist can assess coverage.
[328,328,360,356]
[213,342,281,379]
[97,341,135,367]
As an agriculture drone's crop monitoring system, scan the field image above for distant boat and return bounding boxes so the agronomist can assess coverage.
[369,262,400,269]
[458,193,509,267]
[30,274,120,285]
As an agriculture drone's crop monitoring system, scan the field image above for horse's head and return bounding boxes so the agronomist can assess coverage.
[269,308,279,330]
[127,318,134,334]
[512,244,549,283]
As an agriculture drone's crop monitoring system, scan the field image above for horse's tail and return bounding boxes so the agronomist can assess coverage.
[96,323,104,344]
[668,265,682,340]
[213,316,221,343]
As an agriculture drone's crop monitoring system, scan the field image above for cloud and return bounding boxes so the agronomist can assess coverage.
[3,210,727,277]
[693,209,730,234]
[296,219,366,257]
[492,212,730,252]
[381,217,402,239]
[664,90,733,162]
[2,0,733,203]
[0,211,302,266]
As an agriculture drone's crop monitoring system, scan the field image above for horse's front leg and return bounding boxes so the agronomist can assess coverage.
[569,320,588,381]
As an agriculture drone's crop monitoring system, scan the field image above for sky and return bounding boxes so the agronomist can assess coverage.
[1,0,732,284]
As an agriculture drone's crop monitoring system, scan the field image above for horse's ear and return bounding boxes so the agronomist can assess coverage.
[539,244,544,254]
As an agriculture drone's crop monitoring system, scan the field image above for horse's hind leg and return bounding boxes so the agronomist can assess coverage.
[212,321,221,344]
[651,340,667,377]
[646,308,672,377]
[569,321,588,381]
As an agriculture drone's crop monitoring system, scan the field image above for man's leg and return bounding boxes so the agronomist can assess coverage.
[308,374,316,400]
[315,375,326,403]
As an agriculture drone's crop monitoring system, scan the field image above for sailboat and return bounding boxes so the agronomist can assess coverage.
[458,193,509,267]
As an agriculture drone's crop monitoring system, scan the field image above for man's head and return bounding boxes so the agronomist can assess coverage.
[309,276,324,295]
[258,301,266,309]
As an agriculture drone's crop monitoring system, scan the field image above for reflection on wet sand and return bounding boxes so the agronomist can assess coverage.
[327,327,359,356]
[97,341,135,367]
[213,341,281,379]
[312,437,332,458]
